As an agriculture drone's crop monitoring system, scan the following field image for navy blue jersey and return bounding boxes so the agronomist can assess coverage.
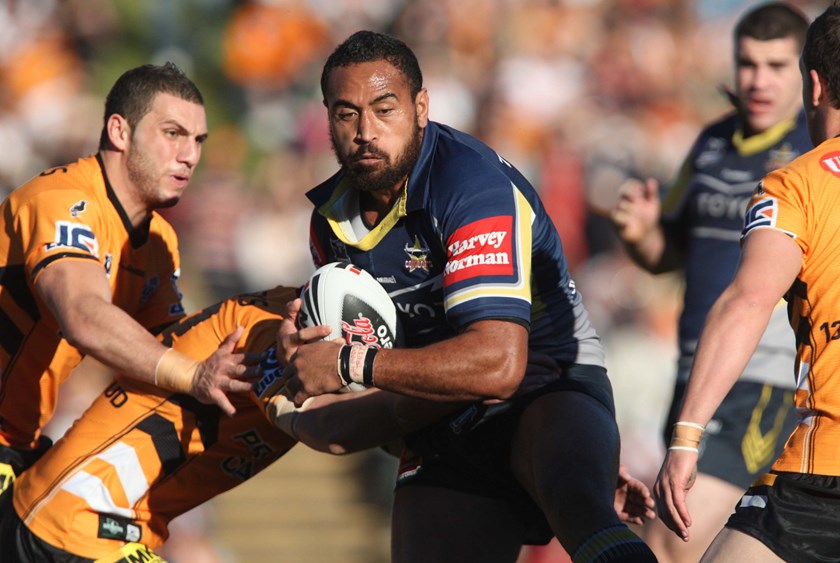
[662,111,810,386]
[307,121,604,395]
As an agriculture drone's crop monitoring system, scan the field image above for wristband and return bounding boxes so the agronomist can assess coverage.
[337,345,354,387]
[362,346,378,387]
[154,349,199,394]
[668,445,699,453]
[669,421,705,452]
[337,345,379,387]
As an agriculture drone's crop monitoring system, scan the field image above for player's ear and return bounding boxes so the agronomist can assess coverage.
[415,88,429,128]
[106,114,131,151]
[808,69,824,108]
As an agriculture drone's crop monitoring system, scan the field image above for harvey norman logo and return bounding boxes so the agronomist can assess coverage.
[444,216,513,286]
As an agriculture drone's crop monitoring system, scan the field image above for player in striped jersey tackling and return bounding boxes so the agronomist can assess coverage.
[0,285,654,562]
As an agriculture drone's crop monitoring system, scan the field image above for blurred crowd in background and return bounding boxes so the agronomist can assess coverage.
[1,0,827,560]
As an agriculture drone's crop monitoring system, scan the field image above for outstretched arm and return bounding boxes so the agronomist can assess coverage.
[266,389,463,455]
[37,260,256,415]
[653,229,801,540]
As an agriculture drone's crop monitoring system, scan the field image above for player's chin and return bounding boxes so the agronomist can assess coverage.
[744,109,777,134]
[157,194,182,209]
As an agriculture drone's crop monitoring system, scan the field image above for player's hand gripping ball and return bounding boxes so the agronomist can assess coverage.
[298,262,401,374]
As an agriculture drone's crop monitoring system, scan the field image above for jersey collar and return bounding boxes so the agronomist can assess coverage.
[306,122,440,250]
[733,110,804,157]
[96,153,151,248]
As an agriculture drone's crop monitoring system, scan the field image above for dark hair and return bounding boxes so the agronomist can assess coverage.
[98,62,204,150]
[735,2,809,49]
[803,4,840,109]
[320,31,423,102]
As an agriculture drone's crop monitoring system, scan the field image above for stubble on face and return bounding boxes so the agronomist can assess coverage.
[126,137,180,209]
[331,121,423,195]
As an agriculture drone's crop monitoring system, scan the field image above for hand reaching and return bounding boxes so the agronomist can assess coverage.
[191,326,263,416]
[614,463,656,525]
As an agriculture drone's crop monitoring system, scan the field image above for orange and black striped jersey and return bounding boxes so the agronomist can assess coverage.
[0,154,185,450]
[742,136,840,475]
[12,286,298,558]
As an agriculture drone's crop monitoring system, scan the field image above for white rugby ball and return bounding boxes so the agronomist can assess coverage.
[298,262,400,351]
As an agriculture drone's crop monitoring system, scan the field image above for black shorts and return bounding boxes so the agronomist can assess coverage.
[664,380,796,489]
[397,365,615,546]
[726,471,840,563]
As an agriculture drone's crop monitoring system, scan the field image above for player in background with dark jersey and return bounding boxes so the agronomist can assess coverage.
[0,63,255,495]
[655,5,840,561]
[0,286,655,562]
[278,31,658,563]
[610,4,809,561]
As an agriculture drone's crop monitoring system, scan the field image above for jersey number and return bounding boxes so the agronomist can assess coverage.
[820,321,840,343]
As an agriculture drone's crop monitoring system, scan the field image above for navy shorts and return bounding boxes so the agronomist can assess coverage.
[664,380,797,489]
[726,471,840,563]
[397,365,616,546]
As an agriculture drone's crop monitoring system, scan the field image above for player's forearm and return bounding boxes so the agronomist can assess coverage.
[370,320,527,402]
[678,288,775,425]
[292,390,408,454]
[37,260,171,384]
[59,293,167,383]
[294,391,464,454]
[620,226,681,274]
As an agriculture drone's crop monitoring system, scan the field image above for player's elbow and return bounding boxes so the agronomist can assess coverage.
[483,356,524,400]
[59,318,99,354]
[489,371,522,400]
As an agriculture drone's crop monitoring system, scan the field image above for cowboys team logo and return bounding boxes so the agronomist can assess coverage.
[69,200,88,217]
[404,236,431,272]
[696,138,726,169]
[766,143,798,171]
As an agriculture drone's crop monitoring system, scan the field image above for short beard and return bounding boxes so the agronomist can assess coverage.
[126,143,178,209]
[332,123,423,194]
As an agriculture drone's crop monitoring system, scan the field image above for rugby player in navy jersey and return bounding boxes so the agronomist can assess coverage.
[610,3,809,561]
[279,30,658,563]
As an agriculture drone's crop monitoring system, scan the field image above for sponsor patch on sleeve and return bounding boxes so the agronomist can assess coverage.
[44,220,99,256]
[820,151,840,178]
[444,216,513,286]
[742,197,778,235]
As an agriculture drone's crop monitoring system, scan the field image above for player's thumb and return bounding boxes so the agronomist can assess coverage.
[220,326,245,352]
